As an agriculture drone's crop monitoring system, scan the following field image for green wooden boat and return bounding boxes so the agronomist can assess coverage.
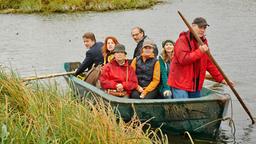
[64,62,230,139]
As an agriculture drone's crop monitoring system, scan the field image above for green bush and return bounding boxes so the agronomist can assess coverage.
[0,0,160,13]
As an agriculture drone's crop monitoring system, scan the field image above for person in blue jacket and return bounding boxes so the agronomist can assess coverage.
[75,32,103,76]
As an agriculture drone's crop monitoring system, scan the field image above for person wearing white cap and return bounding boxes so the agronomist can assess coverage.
[130,40,160,99]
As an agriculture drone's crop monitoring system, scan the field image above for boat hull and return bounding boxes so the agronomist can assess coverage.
[64,62,230,139]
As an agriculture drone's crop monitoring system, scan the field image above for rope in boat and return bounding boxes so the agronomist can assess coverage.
[229,93,236,141]
[192,117,235,133]
[184,117,236,144]
[193,93,236,136]
[185,93,236,144]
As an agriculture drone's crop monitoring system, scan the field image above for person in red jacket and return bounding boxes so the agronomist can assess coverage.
[168,17,230,98]
[99,44,138,97]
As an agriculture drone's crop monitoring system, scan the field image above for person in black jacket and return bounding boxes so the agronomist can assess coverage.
[131,27,158,58]
[74,32,103,76]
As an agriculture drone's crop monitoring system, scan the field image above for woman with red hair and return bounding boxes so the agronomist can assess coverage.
[102,36,119,64]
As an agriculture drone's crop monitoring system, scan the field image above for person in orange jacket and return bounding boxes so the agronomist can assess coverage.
[130,40,160,99]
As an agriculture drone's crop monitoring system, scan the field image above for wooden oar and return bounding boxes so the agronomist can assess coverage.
[22,71,75,82]
[178,11,255,124]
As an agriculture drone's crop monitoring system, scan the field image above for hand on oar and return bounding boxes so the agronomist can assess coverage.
[205,73,235,86]
[222,79,235,87]
[199,44,209,53]
[22,71,75,82]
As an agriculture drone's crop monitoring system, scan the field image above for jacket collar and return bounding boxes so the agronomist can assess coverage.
[141,53,155,62]
[185,31,206,42]
[138,35,148,44]
[111,59,129,67]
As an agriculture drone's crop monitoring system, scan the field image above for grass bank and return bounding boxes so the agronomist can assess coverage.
[0,69,167,143]
[0,0,161,14]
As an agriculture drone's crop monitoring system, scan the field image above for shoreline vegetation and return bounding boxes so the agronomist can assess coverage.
[0,0,161,14]
[0,69,167,143]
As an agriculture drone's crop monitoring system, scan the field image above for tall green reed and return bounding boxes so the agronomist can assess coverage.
[0,69,167,143]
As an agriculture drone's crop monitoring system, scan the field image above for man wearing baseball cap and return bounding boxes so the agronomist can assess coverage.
[168,17,227,99]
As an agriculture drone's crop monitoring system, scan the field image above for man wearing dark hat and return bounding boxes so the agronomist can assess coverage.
[99,44,138,97]
[168,17,226,99]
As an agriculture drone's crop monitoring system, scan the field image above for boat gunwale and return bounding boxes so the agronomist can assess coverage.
[65,74,231,105]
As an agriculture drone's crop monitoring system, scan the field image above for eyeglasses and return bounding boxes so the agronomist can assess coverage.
[132,32,141,37]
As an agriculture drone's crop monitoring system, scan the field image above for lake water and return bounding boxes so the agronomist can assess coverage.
[1,0,256,143]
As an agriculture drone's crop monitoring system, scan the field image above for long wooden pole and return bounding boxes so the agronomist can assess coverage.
[22,71,75,82]
[178,11,255,124]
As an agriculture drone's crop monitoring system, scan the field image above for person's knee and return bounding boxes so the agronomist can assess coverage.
[188,91,201,98]
[173,95,188,99]
[172,88,188,99]
[130,91,140,99]
[144,90,158,99]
